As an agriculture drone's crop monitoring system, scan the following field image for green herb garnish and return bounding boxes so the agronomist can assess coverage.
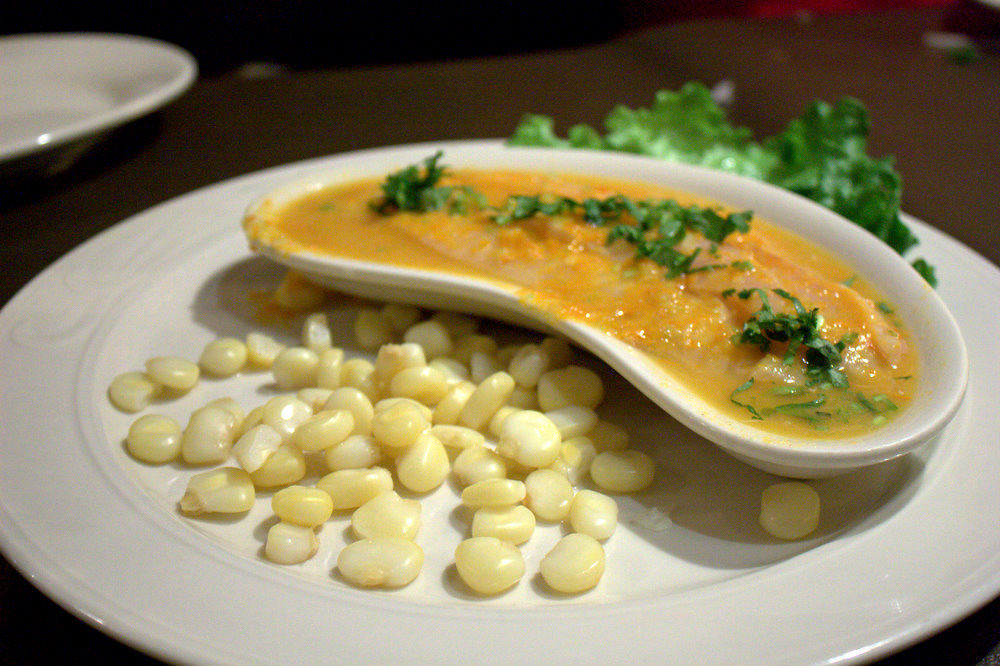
[506,82,937,285]
[492,193,752,278]
[728,288,851,388]
[730,378,764,419]
[374,155,754,279]
[371,151,487,215]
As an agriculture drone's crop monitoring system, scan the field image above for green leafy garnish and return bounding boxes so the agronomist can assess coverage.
[728,288,851,388]
[492,193,752,278]
[373,155,754,280]
[371,151,486,215]
[509,83,776,179]
[506,83,937,285]
[730,378,764,420]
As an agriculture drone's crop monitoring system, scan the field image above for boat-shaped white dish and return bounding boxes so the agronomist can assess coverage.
[243,140,968,477]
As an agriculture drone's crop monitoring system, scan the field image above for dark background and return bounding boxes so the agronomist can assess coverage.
[2,0,966,73]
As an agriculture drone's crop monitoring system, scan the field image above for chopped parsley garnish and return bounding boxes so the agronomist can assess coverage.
[371,151,486,215]
[494,193,752,278]
[728,288,851,388]
[372,153,754,279]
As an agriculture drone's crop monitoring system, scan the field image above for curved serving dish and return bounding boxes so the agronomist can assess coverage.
[244,141,969,477]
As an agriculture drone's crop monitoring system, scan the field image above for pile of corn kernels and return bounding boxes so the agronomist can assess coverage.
[108,273,661,596]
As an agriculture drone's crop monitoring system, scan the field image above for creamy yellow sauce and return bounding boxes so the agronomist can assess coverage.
[245,169,918,439]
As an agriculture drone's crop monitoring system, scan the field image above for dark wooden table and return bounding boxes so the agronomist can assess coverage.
[2,6,998,663]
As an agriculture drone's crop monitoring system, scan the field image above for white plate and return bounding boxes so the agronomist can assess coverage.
[0,33,197,174]
[1,140,998,665]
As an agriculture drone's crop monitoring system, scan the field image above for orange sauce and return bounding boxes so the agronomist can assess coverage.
[246,169,918,438]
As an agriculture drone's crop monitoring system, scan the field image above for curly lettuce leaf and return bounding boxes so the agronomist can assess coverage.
[506,83,936,285]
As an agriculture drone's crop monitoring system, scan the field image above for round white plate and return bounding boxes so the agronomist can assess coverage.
[1,141,998,665]
[0,33,197,172]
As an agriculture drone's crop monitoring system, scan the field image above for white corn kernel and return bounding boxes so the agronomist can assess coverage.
[246,332,285,369]
[339,357,379,401]
[296,387,334,412]
[450,333,498,365]
[428,357,469,386]
[430,424,485,451]
[453,446,507,486]
[546,457,572,479]
[178,467,255,515]
[292,409,354,452]
[199,337,248,377]
[207,397,246,428]
[145,356,199,392]
[590,450,655,493]
[271,272,325,311]
[324,434,383,471]
[302,312,332,352]
[354,308,395,350]
[432,380,476,425]
[381,303,422,333]
[523,469,574,522]
[240,405,265,437]
[315,347,345,389]
[233,424,283,473]
[536,365,603,411]
[265,521,319,565]
[506,385,539,410]
[544,405,598,439]
[496,410,562,468]
[759,482,820,540]
[568,489,618,540]
[558,436,597,484]
[403,320,453,359]
[317,467,393,510]
[454,537,524,595]
[261,395,313,442]
[430,311,478,337]
[337,537,423,588]
[249,444,307,488]
[272,485,334,527]
[471,505,535,545]
[459,371,515,431]
[126,414,182,464]
[371,400,430,451]
[351,491,421,540]
[539,533,605,594]
[373,342,427,392]
[180,404,239,465]
[108,371,160,412]
[389,365,449,405]
[588,419,629,451]
[508,344,550,388]
[271,346,319,390]
[395,432,450,493]
[461,478,526,508]
[469,351,500,384]
[374,397,433,421]
[323,387,374,435]
[487,405,520,439]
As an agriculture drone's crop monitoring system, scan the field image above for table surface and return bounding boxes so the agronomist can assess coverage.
[1,6,998,664]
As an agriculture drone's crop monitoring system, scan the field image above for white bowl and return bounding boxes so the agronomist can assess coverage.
[244,140,968,477]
